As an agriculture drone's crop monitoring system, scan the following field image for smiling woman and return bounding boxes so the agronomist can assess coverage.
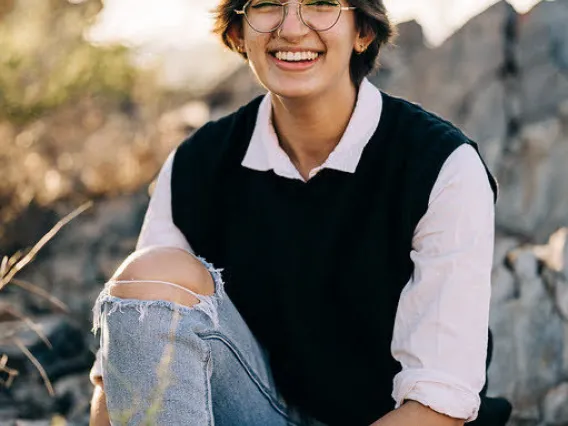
[90,0,512,425]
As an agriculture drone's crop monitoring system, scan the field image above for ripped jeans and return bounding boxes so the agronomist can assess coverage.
[92,256,325,426]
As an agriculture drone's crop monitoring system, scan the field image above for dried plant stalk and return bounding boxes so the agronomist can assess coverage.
[0,354,19,388]
[0,201,93,291]
[11,278,69,313]
[13,337,55,397]
[2,305,52,349]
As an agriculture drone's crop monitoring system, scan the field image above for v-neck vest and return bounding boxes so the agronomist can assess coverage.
[170,92,498,425]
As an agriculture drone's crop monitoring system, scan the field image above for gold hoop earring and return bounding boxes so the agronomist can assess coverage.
[356,44,367,54]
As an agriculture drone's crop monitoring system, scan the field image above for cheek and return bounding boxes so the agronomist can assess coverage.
[324,20,357,47]
[327,18,359,52]
[322,30,356,62]
[243,29,270,61]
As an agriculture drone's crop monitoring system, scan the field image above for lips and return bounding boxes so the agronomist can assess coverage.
[268,51,322,71]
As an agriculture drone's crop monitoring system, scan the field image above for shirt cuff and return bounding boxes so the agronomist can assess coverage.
[392,369,481,422]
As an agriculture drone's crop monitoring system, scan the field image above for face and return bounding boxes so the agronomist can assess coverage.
[232,0,367,99]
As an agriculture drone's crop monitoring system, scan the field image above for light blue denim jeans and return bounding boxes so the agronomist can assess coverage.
[92,256,325,426]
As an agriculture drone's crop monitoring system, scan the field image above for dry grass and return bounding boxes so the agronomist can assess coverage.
[0,202,92,395]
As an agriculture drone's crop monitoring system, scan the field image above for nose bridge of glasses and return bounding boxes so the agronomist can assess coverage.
[281,0,303,7]
[280,1,307,31]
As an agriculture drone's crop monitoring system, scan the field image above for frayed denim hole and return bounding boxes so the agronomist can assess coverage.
[195,255,226,299]
[91,255,225,336]
[92,287,221,336]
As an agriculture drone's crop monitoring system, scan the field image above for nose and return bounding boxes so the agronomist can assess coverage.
[277,2,310,39]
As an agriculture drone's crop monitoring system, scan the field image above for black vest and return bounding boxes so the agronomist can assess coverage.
[170,92,499,425]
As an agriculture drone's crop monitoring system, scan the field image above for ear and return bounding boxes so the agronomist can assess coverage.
[227,21,245,51]
[354,23,376,53]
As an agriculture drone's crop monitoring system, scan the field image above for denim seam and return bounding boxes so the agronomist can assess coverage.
[199,331,302,426]
[204,344,214,426]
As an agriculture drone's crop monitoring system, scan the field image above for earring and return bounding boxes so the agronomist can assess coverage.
[237,44,245,53]
[356,43,367,55]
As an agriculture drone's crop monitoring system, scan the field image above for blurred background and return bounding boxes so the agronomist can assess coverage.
[0,0,567,425]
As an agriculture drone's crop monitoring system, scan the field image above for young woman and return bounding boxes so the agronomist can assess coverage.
[90,0,512,425]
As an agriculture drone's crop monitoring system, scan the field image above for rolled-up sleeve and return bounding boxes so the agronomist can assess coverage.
[391,144,495,422]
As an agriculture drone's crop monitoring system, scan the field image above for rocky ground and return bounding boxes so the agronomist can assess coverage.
[1,0,568,425]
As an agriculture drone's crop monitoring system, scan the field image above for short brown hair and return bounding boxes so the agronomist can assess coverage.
[212,0,396,86]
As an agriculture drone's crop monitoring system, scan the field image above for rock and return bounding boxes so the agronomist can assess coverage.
[495,118,568,241]
[0,389,19,422]
[371,20,427,90]
[0,203,57,261]
[562,321,568,380]
[491,265,516,305]
[542,382,568,425]
[555,277,568,321]
[488,247,564,416]
[461,82,507,172]
[373,1,514,146]
[53,375,92,421]
[0,315,89,379]
[517,0,568,122]
[492,235,519,305]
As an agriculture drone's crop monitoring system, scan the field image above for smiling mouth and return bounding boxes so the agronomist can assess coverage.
[269,51,322,62]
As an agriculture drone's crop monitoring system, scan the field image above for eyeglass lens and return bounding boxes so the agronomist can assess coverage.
[244,0,343,33]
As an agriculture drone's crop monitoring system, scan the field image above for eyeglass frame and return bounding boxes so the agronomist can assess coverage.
[234,0,357,34]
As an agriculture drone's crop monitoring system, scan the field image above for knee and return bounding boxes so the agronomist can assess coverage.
[108,247,214,308]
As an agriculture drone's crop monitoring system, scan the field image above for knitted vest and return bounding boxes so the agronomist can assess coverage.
[171,92,498,425]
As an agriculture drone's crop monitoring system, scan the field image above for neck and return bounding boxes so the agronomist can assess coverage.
[271,79,358,180]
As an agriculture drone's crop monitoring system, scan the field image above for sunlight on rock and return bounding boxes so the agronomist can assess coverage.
[532,228,568,273]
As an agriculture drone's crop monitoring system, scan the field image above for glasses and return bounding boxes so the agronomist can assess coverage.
[235,0,356,33]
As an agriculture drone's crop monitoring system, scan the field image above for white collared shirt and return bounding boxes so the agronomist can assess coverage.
[107,79,494,421]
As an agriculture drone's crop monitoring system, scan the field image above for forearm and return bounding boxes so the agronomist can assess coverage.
[90,385,111,426]
[370,401,465,426]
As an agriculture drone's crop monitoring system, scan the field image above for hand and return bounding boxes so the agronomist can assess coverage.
[370,401,465,426]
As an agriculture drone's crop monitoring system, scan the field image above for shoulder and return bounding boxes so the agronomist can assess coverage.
[433,144,496,204]
[380,92,498,202]
[381,91,469,150]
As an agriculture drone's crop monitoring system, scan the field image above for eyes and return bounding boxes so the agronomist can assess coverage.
[251,1,340,9]
[243,0,348,32]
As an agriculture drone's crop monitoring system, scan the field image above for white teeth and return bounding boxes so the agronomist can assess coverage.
[275,51,320,62]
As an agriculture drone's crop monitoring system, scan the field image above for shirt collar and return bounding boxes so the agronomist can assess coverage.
[241,78,383,181]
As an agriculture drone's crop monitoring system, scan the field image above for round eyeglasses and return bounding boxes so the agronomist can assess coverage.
[235,0,356,33]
